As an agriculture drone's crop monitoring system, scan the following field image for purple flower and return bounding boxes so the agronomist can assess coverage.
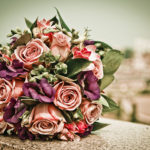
[0,59,27,80]
[77,71,100,100]
[3,98,26,124]
[78,125,93,137]
[10,37,17,45]
[23,78,55,103]
[15,122,35,140]
[84,40,95,46]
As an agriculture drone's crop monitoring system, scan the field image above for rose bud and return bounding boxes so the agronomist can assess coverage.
[0,78,24,109]
[13,39,49,69]
[50,32,71,62]
[28,103,65,135]
[80,98,102,124]
[57,128,80,141]
[64,120,88,134]
[54,81,82,111]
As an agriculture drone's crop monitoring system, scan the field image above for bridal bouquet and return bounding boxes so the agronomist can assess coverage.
[0,9,123,141]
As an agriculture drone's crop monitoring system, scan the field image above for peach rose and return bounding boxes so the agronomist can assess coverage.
[54,81,82,111]
[28,103,65,135]
[51,32,71,62]
[13,39,49,69]
[80,99,102,124]
[0,78,24,109]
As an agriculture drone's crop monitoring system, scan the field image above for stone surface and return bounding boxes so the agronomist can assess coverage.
[0,118,150,150]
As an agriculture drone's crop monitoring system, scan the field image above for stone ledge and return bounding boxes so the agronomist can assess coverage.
[0,118,150,150]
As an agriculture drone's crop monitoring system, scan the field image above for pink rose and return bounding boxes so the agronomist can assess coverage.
[0,110,7,134]
[14,39,49,69]
[51,32,71,62]
[28,103,65,135]
[0,78,23,109]
[54,81,82,111]
[80,99,102,124]
[72,45,100,61]
[57,128,80,141]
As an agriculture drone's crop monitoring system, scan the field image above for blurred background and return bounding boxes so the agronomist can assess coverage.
[0,0,150,124]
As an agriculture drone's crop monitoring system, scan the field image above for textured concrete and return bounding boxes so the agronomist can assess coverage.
[0,118,150,150]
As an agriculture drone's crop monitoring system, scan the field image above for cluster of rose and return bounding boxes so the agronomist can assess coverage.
[0,9,123,141]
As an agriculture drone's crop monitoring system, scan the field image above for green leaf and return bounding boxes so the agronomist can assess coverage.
[67,58,91,77]
[72,108,83,121]
[97,96,109,107]
[94,41,112,50]
[25,18,33,29]
[12,33,31,49]
[56,74,76,82]
[55,7,71,32]
[102,49,124,74]
[50,16,59,25]
[100,74,114,90]
[25,17,38,32]
[61,110,72,123]
[92,122,109,131]
[101,94,119,113]
[19,96,39,106]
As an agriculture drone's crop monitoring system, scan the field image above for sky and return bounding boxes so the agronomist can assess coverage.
[0,0,150,49]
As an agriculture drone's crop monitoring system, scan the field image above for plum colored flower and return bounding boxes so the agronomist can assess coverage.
[54,81,82,111]
[10,37,17,45]
[0,60,27,80]
[51,32,71,62]
[72,45,99,61]
[28,103,65,135]
[84,40,95,46]
[13,39,49,69]
[77,71,100,100]
[3,98,26,124]
[23,78,55,103]
[80,98,102,124]
[15,122,35,140]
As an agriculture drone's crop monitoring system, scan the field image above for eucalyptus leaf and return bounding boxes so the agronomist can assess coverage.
[92,122,109,131]
[102,49,124,74]
[55,8,71,32]
[66,58,91,77]
[100,74,114,90]
[101,94,119,113]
